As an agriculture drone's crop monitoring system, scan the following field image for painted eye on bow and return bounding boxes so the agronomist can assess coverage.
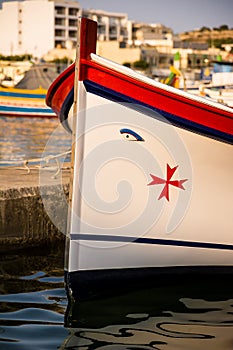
[120,128,144,141]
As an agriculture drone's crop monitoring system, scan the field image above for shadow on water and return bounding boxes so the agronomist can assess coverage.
[63,275,233,350]
[0,244,233,350]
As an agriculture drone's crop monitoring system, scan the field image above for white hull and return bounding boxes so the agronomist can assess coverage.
[201,86,233,107]
[46,18,233,298]
[69,242,233,272]
[67,84,233,273]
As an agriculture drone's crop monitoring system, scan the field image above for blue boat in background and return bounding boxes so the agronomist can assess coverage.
[200,61,233,107]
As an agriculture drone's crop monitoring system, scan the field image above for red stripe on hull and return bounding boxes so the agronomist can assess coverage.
[0,112,57,118]
[81,60,233,137]
[46,17,233,138]
[46,19,97,119]
[46,62,75,116]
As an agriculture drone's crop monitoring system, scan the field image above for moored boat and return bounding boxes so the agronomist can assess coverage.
[47,18,233,300]
[199,85,233,107]
[0,85,56,117]
[199,60,233,107]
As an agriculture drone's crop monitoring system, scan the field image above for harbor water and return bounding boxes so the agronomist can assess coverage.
[0,116,71,167]
[0,116,233,349]
[0,247,233,349]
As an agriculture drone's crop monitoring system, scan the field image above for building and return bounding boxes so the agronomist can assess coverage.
[96,41,140,65]
[82,8,132,44]
[0,1,226,71]
[0,0,134,59]
[0,0,81,58]
[132,22,173,47]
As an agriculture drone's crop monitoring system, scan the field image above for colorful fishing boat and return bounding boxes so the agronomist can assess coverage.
[199,61,233,107]
[47,18,233,300]
[0,85,56,117]
[200,85,233,107]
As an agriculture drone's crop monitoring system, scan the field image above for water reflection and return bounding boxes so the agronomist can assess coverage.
[63,277,233,350]
[0,116,71,165]
[0,245,233,349]
[1,114,233,348]
[0,245,69,349]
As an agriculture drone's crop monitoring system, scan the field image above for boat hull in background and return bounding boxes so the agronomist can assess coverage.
[0,86,56,117]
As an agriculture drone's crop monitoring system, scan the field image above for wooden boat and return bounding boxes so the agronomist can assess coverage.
[199,61,233,107]
[47,18,233,300]
[0,85,56,117]
[162,63,233,107]
[200,85,233,107]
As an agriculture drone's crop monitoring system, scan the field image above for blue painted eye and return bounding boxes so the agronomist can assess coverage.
[120,128,144,141]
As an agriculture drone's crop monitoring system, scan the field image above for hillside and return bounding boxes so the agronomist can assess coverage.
[179,26,233,50]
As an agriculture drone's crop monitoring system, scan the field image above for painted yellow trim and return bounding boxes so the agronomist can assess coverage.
[0,86,47,94]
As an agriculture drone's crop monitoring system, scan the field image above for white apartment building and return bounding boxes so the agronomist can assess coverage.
[0,0,176,65]
[0,0,133,58]
[82,8,132,43]
[0,0,81,58]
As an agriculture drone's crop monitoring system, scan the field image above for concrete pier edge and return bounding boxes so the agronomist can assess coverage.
[0,166,70,251]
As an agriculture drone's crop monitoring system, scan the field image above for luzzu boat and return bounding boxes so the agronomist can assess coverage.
[46,18,233,300]
[199,60,233,107]
[200,85,233,107]
[0,85,56,117]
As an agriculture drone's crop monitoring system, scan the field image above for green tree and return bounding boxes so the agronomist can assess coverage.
[123,62,131,68]
[209,37,233,49]
[133,60,149,70]
[219,24,229,31]
[200,26,211,32]
[52,57,69,64]
[0,54,32,61]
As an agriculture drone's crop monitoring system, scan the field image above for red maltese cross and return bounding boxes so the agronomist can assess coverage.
[148,164,188,201]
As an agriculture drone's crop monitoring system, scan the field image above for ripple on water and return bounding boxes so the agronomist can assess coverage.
[0,116,71,166]
[0,245,233,349]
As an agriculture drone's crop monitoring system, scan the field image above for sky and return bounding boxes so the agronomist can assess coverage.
[78,0,233,33]
[0,0,232,33]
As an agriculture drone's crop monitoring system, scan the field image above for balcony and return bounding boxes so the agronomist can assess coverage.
[55,40,66,49]
[68,8,79,17]
[55,18,66,26]
[55,29,66,37]
[68,30,77,38]
[68,19,77,28]
[55,6,66,15]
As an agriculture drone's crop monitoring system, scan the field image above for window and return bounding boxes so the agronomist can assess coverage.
[55,18,65,26]
[69,30,76,38]
[55,29,65,37]
[69,8,79,16]
[55,40,65,48]
[55,6,65,15]
[69,19,77,27]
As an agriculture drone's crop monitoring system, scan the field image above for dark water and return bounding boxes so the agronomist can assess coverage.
[1,115,233,348]
[0,245,233,350]
[0,245,68,350]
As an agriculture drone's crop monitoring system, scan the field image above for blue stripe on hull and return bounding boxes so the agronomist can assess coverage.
[84,80,233,144]
[0,91,46,99]
[59,87,74,132]
[70,233,233,251]
[0,105,54,114]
